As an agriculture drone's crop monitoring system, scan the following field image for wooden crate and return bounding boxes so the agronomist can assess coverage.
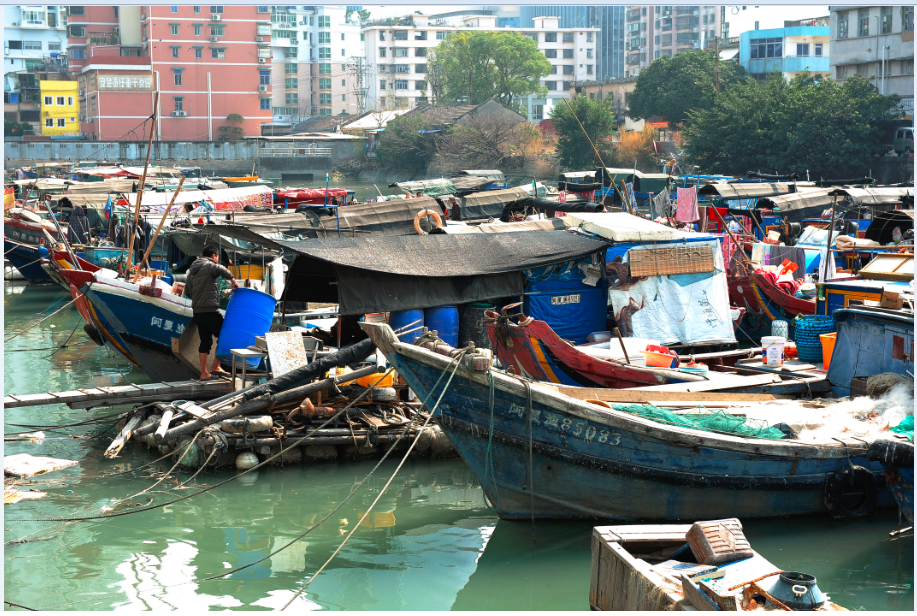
[629,245,715,277]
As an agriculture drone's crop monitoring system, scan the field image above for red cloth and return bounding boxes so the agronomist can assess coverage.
[758,269,800,295]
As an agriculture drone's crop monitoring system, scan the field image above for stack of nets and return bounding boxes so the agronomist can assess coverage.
[612,404,787,440]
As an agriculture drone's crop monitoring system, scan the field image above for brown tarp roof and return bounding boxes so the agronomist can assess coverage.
[697,182,793,200]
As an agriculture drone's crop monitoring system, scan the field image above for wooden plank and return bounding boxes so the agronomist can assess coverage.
[104,415,143,459]
[680,575,719,611]
[552,387,788,403]
[698,580,738,611]
[631,373,781,393]
[589,533,600,608]
[5,380,232,409]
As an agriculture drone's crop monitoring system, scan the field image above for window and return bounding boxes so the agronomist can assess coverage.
[545,81,557,91]
[319,78,331,89]
[881,7,893,34]
[415,47,426,57]
[257,6,268,13]
[57,118,66,127]
[749,37,783,59]
[563,49,573,59]
[545,33,557,43]
[815,43,823,57]
[838,11,848,39]
[194,6,201,13]
[836,65,847,79]
[380,80,386,90]
[394,64,409,73]
[210,25,224,36]
[395,80,408,90]
[903,7,914,32]
[342,79,345,86]
[587,64,593,75]
[545,49,557,59]
[210,6,223,14]
[415,31,427,40]
[69,25,86,37]
[260,98,271,110]
[361,33,365,41]
[319,64,331,74]
[71,48,85,60]
[563,65,574,75]
[69,6,85,16]
[903,59,914,74]
[319,15,330,28]
[285,93,298,104]
[563,32,574,43]
[587,32,593,42]
[174,96,183,111]
[171,6,178,12]
[67,96,73,106]
[587,48,593,58]
[318,32,330,44]
[319,93,331,105]
[320,108,332,116]
[528,32,538,42]
[563,81,572,90]
[194,25,202,36]
[174,71,182,86]
[260,71,270,86]
[379,48,387,57]
[171,24,179,36]
[48,43,61,51]
[44,96,53,106]
[23,41,42,51]
[436,31,447,40]
[796,43,809,56]
[342,93,346,101]
[285,78,297,89]
[550,65,557,74]
[211,48,225,59]
[56,96,65,105]
[319,48,330,59]
[171,47,180,58]
[531,104,543,121]
[393,30,407,41]
[415,81,426,90]
[394,48,408,57]
[858,8,869,37]
[415,64,426,74]
[285,63,297,74]
[45,118,54,127]
[194,48,202,59]
[379,31,386,41]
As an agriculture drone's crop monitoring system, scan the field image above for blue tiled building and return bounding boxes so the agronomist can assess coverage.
[739,25,830,80]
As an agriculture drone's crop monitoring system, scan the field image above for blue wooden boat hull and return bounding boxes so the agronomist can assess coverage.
[5,241,52,282]
[884,466,914,525]
[363,323,893,521]
[827,308,914,396]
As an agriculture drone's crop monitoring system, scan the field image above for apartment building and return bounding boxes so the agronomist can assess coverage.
[624,5,721,77]
[39,79,79,136]
[361,13,598,123]
[4,6,71,131]
[67,5,271,141]
[829,6,914,116]
[739,18,830,80]
[268,5,364,121]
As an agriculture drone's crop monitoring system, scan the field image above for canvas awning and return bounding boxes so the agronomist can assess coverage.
[826,186,914,205]
[279,231,608,315]
[461,187,532,220]
[459,170,505,181]
[697,182,792,200]
[563,212,700,242]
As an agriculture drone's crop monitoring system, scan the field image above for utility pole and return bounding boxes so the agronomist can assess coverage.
[714,36,720,92]
[344,56,370,116]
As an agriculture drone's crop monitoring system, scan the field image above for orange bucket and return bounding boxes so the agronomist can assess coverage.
[820,333,836,371]
[643,350,679,369]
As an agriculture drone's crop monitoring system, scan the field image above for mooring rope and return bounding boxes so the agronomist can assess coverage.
[4,296,77,343]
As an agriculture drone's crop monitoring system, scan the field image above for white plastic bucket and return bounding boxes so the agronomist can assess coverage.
[761,336,786,367]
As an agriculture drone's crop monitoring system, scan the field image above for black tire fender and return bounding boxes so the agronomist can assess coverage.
[824,465,878,519]
[83,323,104,347]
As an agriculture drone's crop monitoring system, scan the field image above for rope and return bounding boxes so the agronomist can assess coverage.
[3,601,36,611]
[280,351,467,610]
[4,296,77,343]
[483,368,500,512]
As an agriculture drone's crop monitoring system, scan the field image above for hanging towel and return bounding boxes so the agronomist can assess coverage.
[652,189,670,219]
[675,186,699,223]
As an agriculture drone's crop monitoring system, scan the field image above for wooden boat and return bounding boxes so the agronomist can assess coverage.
[4,239,52,283]
[728,270,815,340]
[590,522,847,611]
[361,321,894,521]
[867,439,914,527]
[485,309,737,388]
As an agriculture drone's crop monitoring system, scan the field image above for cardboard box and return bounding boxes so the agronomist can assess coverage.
[880,290,903,309]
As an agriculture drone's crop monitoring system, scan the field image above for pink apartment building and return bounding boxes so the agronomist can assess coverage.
[67,5,271,141]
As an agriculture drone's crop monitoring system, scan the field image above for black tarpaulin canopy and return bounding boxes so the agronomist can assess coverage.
[500,197,603,221]
[279,231,608,315]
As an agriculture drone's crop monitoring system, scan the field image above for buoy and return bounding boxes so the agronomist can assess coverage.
[236,451,259,470]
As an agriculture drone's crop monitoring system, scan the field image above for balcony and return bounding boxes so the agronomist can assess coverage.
[88,31,120,45]
[272,37,295,47]
[626,9,641,22]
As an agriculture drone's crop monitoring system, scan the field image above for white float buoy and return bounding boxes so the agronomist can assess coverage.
[236,451,259,470]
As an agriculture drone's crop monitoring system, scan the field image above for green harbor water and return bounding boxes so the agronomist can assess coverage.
[3,283,913,611]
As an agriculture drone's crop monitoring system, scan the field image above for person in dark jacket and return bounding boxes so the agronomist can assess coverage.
[183,245,238,380]
[66,203,91,245]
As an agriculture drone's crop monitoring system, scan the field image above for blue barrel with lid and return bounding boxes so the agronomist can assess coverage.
[215,287,278,368]
[424,305,459,347]
[389,309,424,343]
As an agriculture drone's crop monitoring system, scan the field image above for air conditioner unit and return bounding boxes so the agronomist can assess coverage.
[258,57,266,64]
[259,85,268,93]
[210,36,219,42]
[256,36,263,42]
[172,110,187,117]
[87,117,94,123]
[211,14,221,21]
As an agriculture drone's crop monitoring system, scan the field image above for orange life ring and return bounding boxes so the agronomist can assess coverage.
[413,209,443,235]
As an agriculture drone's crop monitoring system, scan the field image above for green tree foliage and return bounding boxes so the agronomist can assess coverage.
[628,49,747,124]
[683,73,901,178]
[357,9,371,23]
[4,120,35,136]
[218,113,245,142]
[431,31,550,107]
[376,114,432,166]
[549,95,616,170]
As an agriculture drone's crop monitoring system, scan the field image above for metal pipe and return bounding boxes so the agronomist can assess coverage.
[207,72,212,141]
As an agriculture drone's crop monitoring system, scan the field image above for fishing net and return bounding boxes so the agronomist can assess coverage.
[612,404,788,440]
[889,415,914,443]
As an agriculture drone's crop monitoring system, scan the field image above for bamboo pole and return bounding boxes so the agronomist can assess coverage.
[138,175,185,273]
[822,193,840,282]
[125,92,159,281]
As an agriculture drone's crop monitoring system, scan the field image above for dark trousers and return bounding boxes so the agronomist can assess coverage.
[193,311,224,354]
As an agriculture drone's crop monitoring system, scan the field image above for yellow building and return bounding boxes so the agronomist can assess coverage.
[40,80,80,137]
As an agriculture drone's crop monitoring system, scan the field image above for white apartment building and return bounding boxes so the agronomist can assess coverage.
[4,6,70,104]
[269,5,365,121]
[361,14,598,123]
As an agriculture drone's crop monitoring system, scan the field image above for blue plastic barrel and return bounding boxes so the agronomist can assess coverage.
[215,287,278,368]
[424,305,459,347]
[389,309,424,343]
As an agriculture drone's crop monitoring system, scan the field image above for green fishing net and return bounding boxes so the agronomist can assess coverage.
[889,415,914,443]
[612,404,788,440]
[217,276,234,310]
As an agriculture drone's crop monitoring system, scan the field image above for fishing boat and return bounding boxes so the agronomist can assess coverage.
[484,309,755,388]
[360,321,894,521]
[867,439,914,526]
[728,269,815,340]
[4,239,53,283]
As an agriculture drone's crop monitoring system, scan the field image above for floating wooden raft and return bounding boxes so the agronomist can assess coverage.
[4,379,233,410]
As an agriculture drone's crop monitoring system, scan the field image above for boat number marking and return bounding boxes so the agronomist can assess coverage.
[550,294,581,306]
[507,405,620,445]
[150,316,185,334]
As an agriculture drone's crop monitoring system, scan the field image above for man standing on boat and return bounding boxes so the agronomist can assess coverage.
[184,246,238,380]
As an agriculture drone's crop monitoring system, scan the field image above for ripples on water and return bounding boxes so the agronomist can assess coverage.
[4,283,913,611]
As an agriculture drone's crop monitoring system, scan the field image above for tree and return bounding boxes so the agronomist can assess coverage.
[549,94,616,170]
[433,113,522,170]
[4,120,35,137]
[218,113,245,142]
[507,121,543,167]
[628,49,747,125]
[616,126,659,173]
[683,73,901,178]
[357,9,371,24]
[431,31,550,107]
[376,114,432,166]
